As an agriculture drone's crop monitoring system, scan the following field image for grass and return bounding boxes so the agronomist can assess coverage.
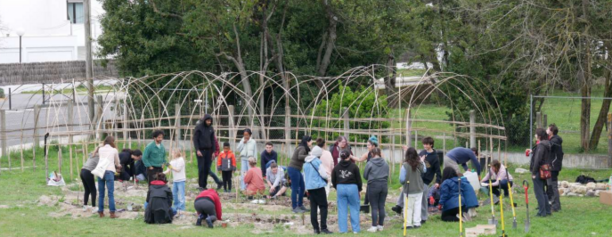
[397,69,428,77]
[2,146,612,237]
[20,85,114,95]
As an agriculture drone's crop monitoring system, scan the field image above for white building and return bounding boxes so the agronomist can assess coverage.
[0,0,105,63]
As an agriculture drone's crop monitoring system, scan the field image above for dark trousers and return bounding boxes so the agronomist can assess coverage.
[119,161,134,181]
[222,171,233,191]
[533,176,551,216]
[368,181,388,226]
[309,187,328,231]
[441,207,468,222]
[146,167,163,186]
[194,198,217,222]
[197,149,222,189]
[490,180,513,197]
[547,171,561,211]
[80,169,96,207]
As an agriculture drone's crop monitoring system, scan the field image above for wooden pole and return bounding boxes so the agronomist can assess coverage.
[343,107,350,139]
[0,109,5,173]
[469,110,475,148]
[405,109,411,148]
[536,112,542,129]
[68,102,74,179]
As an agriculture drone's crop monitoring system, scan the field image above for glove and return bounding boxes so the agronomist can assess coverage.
[232,166,236,171]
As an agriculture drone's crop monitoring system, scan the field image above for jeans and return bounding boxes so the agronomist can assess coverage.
[98,170,116,212]
[404,192,423,227]
[309,187,328,231]
[287,167,305,209]
[172,181,186,212]
[240,158,250,190]
[533,176,551,216]
[368,180,388,226]
[80,169,96,207]
[421,183,429,221]
[547,171,561,211]
[337,184,360,233]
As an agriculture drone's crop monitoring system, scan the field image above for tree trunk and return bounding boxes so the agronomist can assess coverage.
[588,44,612,150]
[384,53,398,107]
[317,0,337,78]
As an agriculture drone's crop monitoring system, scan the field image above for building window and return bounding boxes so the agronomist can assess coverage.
[67,1,84,24]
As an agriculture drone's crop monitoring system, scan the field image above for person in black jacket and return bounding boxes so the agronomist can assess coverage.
[145,173,173,224]
[332,150,363,233]
[547,124,563,212]
[529,128,552,217]
[118,149,134,182]
[193,114,222,190]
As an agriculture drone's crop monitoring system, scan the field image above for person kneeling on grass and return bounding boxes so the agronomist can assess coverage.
[266,161,288,198]
[145,173,173,224]
[194,189,223,228]
[438,167,478,222]
[243,157,265,198]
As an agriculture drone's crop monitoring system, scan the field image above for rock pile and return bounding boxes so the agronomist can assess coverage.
[558,181,609,197]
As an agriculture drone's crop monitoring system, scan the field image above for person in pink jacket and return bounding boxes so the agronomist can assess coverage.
[243,157,265,197]
[480,159,514,197]
[315,138,334,197]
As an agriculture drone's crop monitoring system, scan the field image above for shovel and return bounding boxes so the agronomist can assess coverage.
[403,180,410,237]
[523,180,530,233]
[458,178,463,237]
[486,168,498,227]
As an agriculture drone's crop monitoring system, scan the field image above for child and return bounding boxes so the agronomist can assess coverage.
[217,142,237,193]
[363,147,389,232]
[243,157,265,198]
[303,146,333,234]
[332,150,362,234]
[144,173,173,224]
[164,148,186,216]
[439,167,478,222]
[400,147,426,229]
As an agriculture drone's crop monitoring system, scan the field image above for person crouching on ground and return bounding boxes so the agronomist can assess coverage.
[194,189,223,228]
[266,162,288,198]
[480,159,514,197]
[304,145,333,234]
[243,157,265,198]
[145,173,173,224]
[438,167,478,222]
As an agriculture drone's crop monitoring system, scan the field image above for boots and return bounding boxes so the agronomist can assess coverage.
[110,212,118,219]
[98,211,105,218]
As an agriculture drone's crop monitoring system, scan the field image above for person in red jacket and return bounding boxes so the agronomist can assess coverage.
[194,189,223,228]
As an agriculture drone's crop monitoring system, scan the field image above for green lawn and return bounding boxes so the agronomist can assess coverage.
[20,85,114,95]
[2,146,611,237]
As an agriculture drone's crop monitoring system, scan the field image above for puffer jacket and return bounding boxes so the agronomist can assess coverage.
[144,180,173,224]
[438,177,478,211]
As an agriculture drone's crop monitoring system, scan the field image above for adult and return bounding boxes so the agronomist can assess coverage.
[332,150,362,234]
[363,147,388,232]
[288,135,311,213]
[303,146,333,234]
[351,136,378,208]
[547,124,563,212]
[260,142,278,178]
[132,150,146,183]
[80,148,100,209]
[330,136,353,166]
[142,130,167,186]
[236,128,258,191]
[481,159,514,197]
[438,167,477,222]
[529,128,552,217]
[97,136,122,218]
[444,147,482,176]
[144,173,173,224]
[193,114,223,190]
[194,189,223,228]
[243,157,265,197]
[316,138,334,197]
[266,162,288,198]
[118,148,134,182]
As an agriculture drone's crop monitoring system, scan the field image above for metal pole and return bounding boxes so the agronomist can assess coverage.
[84,0,95,132]
[19,36,22,63]
[8,88,11,110]
[530,94,533,146]
[42,83,45,105]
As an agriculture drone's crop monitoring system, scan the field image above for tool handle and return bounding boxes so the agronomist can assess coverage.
[523,180,529,204]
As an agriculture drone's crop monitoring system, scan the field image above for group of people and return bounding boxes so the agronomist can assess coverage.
[79,113,564,233]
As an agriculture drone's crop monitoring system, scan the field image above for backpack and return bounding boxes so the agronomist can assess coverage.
[575,175,596,184]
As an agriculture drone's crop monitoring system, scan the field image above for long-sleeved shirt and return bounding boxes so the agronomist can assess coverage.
[399,161,427,184]
[236,138,258,161]
[260,150,278,177]
[142,141,166,168]
[447,147,481,175]
[244,167,265,193]
[266,167,285,189]
[420,149,442,185]
[166,157,186,182]
[319,150,334,177]
[98,144,121,172]
[481,164,513,186]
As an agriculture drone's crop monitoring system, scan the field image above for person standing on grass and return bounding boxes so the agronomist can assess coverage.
[163,149,186,216]
[316,138,334,197]
[217,142,237,193]
[547,124,563,212]
[444,147,481,176]
[400,147,426,229]
[303,146,333,234]
[236,128,258,191]
[332,150,362,234]
[193,114,223,190]
[330,136,352,166]
[260,142,278,178]
[97,136,122,218]
[80,147,100,210]
[529,128,552,217]
[288,135,312,213]
[363,147,389,233]
[266,162,288,198]
[143,130,167,187]
[351,135,378,208]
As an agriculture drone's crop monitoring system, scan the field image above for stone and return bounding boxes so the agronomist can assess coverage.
[586,182,596,190]
[0,205,9,209]
[579,194,584,197]
[566,192,578,197]
[560,181,569,188]
[558,188,568,195]
[595,183,607,190]
[570,185,587,194]
[595,190,602,197]
[515,168,529,174]
[586,190,596,197]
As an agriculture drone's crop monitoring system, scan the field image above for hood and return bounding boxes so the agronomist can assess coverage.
[369,157,385,167]
[539,140,552,150]
[310,146,323,157]
[150,180,166,186]
[338,159,353,168]
[305,155,319,163]
[201,114,213,127]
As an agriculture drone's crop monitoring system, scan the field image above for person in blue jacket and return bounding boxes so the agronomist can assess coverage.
[444,147,482,176]
[438,167,478,222]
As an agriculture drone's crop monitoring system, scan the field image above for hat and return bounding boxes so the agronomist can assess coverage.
[310,146,323,157]
[368,135,379,146]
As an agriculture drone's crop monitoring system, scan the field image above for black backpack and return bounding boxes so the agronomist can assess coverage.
[575,175,597,184]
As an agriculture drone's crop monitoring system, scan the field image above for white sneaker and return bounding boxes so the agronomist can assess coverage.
[468,208,477,218]
[377,226,384,231]
[82,206,88,212]
[367,227,378,233]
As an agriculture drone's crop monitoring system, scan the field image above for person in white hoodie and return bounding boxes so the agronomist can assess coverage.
[236,128,258,191]
[97,136,122,218]
[303,146,333,234]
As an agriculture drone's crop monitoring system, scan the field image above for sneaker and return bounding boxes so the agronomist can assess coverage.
[401,225,413,229]
[421,220,426,225]
[391,205,402,215]
[414,225,421,229]
[217,182,223,190]
[205,216,214,228]
[292,207,304,213]
[314,229,321,234]
[83,206,88,212]
[321,229,333,234]
[376,226,384,231]
[299,206,309,212]
[367,226,378,233]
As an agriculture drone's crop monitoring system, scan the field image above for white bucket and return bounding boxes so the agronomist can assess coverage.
[463,171,481,193]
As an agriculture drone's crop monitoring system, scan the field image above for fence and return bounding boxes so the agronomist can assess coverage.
[0,60,118,85]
